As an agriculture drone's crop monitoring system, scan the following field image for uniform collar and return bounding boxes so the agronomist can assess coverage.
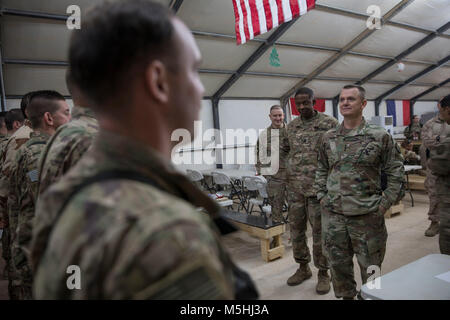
[92,130,223,221]
[269,122,286,129]
[336,117,367,136]
[296,110,318,126]
[94,130,175,175]
[71,105,96,120]
[29,130,51,140]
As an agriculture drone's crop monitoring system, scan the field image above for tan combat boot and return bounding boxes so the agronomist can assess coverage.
[286,264,312,286]
[316,270,331,294]
[424,221,439,237]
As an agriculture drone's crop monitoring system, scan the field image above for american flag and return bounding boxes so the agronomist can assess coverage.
[232,0,316,45]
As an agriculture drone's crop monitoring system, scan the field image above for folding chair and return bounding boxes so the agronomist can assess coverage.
[242,176,262,214]
[253,179,272,219]
[186,169,214,193]
[211,171,246,211]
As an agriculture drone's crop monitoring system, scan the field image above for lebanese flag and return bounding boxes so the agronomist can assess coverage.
[290,98,325,119]
[386,100,411,126]
[232,0,316,45]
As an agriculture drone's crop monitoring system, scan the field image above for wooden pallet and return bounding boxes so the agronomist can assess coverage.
[407,174,426,191]
[385,201,404,219]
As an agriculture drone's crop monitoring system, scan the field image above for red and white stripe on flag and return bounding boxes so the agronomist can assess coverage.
[232,0,316,45]
[386,100,411,126]
[290,97,325,119]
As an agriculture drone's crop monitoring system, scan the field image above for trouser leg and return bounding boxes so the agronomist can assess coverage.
[306,197,329,271]
[288,185,310,264]
[347,211,387,285]
[321,206,356,298]
[267,177,287,223]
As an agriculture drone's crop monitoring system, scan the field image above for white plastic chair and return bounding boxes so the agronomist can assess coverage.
[255,180,272,218]
[186,169,213,192]
[211,171,245,211]
[242,176,270,216]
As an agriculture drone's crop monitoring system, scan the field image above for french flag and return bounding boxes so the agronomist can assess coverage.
[290,98,325,119]
[386,100,411,127]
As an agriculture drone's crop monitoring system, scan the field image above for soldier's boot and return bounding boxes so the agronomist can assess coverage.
[424,221,439,237]
[286,264,312,286]
[316,270,331,295]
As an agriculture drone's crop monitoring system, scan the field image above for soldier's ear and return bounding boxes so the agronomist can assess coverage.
[43,112,54,127]
[13,120,21,130]
[144,60,169,105]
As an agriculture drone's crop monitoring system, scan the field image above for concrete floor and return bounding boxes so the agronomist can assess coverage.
[0,190,440,300]
[222,190,441,300]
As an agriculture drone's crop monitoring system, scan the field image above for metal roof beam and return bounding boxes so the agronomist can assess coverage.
[0,8,68,21]
[410,78,450,102]
[192,30,442,67]
[356,22,450,85]
[211,18,298,100]
[280,0,415,101]
[4,59,447,88]
[375,54,450,103]
[1,8,444,67]
[0,48,6,112]
[3,59,68,66]
[315,3,450,39]
[169,0,184,13]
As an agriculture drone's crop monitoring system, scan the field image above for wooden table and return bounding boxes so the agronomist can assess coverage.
[223,211,285,262]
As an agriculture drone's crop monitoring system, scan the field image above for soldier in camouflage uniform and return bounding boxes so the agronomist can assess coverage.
[283,87,339,294]
[9,91,70,299]
[37,74,98,196]
[0,117,8,229]
[421,102,450,237]
[404,115,422,141]
[255,105,288,224]
[399,140,420,165]
[425,95,450,254]
[0,109,25,281]
[315,85,404,299]
[1,94,34,299]
[31,0,256,300]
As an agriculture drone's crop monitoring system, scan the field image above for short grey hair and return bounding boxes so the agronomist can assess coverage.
[342,85,366,101]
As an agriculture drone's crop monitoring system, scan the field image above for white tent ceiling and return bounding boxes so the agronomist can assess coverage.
[1,0,449,106]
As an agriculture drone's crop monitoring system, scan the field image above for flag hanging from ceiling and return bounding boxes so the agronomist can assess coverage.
[232,0,316,45]
[290,97,325,119]
[386,100,411,127]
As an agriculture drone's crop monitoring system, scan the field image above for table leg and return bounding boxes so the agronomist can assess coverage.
[406,172,414,207]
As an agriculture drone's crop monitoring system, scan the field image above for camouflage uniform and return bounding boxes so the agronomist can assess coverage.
[315,118,404,298]
[0,135,10,278]
[421,116,450,223]
[255,124,288,223]
[37,106,98,196]
[0,125,33,299]
[400,146,420,165]
[404,122,422,140]
[0,135,10,228]
[10,131,50,299]
[424,118,450,254]
[31,131,239,299]
[285,111,338,270]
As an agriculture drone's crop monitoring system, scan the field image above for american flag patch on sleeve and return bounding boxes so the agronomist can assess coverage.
[27,169,39,182]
